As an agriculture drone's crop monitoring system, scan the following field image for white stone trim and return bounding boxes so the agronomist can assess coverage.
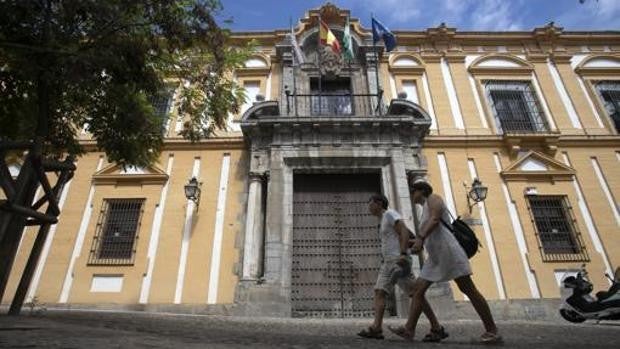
[440,58,465,129]
[90,275,123,293]
[562,153,613,279]
[389,72,397,100]
[577,76,605,128]
[139,154,174,304]
[531,72,557,131]
[266,70,272,100]
[478,58,520,67]
[59,156,104,303]
[493,154,540,298]
[468,73,489,128]
[402,80,419,104]
[421,72,437,130]
[468,160,505,299]
[591,157,620,226]
[547,59,583,129]
[174,157,201,304]
[207,154,231,304]
[27,173,73,302]
[437,153,456,216]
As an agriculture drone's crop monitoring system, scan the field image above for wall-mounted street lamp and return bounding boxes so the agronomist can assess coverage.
[184,177,202,207]
[466,178,488,212]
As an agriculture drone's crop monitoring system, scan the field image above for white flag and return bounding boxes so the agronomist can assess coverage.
[289,30,305,65]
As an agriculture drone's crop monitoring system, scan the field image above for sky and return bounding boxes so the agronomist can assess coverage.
[219,0,620,32]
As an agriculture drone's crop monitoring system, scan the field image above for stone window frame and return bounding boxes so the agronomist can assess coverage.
[525,194,589,263]
[87,198,146,266]
[575,54,620,135]
[468,54,556,136]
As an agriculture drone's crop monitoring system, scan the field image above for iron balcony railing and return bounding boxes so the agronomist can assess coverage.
[284,91,385,117]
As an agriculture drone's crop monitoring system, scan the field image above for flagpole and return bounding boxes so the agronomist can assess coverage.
[372,15,381,116]
[318,14,322,115]
[290,16,298,116]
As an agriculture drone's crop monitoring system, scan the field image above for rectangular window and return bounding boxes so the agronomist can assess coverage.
[88,199,145,265]
[595,81,620,132]
[149,90,173,135]
[310,77,352,115]
[527,195,589,262]
[402,80,419,104]
[241,81,261,114]
[485,81,548,133]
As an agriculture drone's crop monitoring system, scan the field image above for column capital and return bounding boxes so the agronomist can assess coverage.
[249,171,269,182]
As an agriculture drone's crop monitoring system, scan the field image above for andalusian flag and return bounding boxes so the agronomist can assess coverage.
[319,19,341,54]
[342,17,354,61]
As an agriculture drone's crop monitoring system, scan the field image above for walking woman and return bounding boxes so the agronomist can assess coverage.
[388,179,502,344]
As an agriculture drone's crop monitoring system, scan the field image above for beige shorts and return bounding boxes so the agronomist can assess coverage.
[374,257,416,295]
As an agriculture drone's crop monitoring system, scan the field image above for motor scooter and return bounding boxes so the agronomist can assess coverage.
[559,265,620,323]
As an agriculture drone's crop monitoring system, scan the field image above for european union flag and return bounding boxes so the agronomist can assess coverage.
[372,17,397,52]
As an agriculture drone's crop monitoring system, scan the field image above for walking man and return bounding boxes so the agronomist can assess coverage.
[357,193,447,341]
[388,179,502,343]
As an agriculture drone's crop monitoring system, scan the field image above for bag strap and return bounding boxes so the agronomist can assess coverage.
[439,218,454,232]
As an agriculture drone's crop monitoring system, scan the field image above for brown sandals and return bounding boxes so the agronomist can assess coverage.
[387,325,414,341]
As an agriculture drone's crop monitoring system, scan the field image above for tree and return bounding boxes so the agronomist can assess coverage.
[0,0,250,314]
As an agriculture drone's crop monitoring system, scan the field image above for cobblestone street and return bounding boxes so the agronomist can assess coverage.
[1,310,619,348]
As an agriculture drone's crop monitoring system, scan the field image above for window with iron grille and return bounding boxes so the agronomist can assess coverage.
[88,199,145,265]
[527,195,589,262]
[148,90,173,135]
[485,81,549,134]
[595,81,620,133]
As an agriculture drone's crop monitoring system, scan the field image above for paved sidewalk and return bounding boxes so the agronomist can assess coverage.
[1,310,619,348]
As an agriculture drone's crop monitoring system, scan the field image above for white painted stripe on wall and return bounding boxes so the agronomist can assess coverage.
[467,159,506,299]
[468,74,489,128]
[577,76,605,128]
[531,73,557,131]
[389,72,397,100]
[27,174,73,302]
[464,55,481,69]
[591,157,620,226]
[562,153,613,279]
[174,157,201,304]
[436,153,456,216]
[421,72,437,130]
[616,151,620,162]
[207,154,231,304]
[59,156,104,303]
[547,59,583,129]
[440,58,465,129]
[266,70,272,100]
[493,154,540,298]
[139,154,174,304]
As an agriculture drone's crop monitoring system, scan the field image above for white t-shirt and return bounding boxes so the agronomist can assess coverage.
[379,209,402,259]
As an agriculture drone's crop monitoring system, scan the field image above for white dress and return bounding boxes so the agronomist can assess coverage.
[419,200,472,282]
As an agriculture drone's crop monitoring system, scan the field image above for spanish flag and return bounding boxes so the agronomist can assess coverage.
[319,19,341,54]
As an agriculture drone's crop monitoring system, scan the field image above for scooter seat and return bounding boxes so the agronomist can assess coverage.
[596,283,620,302]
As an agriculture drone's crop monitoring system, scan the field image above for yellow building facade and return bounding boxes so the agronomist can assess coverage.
[3,4,619,317]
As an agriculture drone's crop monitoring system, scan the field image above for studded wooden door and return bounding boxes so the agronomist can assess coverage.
[292,174,381,318]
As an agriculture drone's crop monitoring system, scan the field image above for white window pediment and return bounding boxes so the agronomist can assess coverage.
[244,58,268,68]
[583,58,620,68]
[119,166,145,175]
[477,58,521,68]
[393,57,419,67]
[520,158,548,171]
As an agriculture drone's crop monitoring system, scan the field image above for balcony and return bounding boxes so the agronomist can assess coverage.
[284,91,384,117]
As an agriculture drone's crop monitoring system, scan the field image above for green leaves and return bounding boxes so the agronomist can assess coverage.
[0,0,249,167]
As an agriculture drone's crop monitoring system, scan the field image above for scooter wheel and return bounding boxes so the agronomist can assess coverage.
[560,309,586,323]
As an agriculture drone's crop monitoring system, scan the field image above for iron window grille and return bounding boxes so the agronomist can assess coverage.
[526,195,589,262]
[148,90,173,135]
[595,81,620,133]
[485,81,549,134]
[88,199,145,265]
